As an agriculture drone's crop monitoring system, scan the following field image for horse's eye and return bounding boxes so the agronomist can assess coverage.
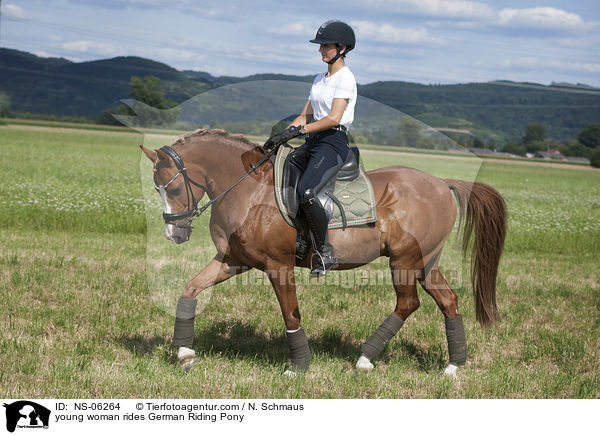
[169,186,182,196]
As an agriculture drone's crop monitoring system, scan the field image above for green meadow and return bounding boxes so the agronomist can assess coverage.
[0,123,598,398]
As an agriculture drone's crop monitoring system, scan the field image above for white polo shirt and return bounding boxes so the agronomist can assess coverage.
[308,66,357,130]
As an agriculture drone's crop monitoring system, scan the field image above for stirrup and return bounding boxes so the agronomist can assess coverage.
[310,249,338,277]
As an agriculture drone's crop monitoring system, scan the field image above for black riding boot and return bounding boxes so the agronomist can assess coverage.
[294,211,311,265]
[286,147,312,265]
[300,188,338,277]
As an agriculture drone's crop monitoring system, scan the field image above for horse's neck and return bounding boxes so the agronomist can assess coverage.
[190,136,270,196]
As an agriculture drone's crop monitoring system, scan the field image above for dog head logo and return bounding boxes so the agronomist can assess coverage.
[3,401,51,433]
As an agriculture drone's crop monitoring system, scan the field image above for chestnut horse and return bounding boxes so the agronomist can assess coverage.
[141,128,506,376]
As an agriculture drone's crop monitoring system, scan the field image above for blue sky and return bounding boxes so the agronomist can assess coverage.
[2,0,599,86]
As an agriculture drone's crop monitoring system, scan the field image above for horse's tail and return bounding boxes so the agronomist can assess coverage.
[445,179,507,327]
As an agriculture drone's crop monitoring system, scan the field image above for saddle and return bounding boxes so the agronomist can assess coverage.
[273,145,377,231]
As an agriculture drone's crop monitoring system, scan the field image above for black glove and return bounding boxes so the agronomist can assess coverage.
[264,125,305,150]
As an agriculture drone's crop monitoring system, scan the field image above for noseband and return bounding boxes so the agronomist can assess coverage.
[154,143,278,228]
[154,146,208,227]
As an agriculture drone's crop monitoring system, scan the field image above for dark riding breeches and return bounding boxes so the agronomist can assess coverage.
[296,129,350,197]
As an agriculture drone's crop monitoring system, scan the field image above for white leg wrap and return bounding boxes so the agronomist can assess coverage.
[356,354,374,370]
[443,363,458,378]
[178,346,195,360]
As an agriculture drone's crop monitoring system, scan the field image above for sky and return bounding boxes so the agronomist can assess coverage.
[1,0,599,86]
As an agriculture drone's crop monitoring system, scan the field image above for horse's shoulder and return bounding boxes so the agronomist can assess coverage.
[240,146,273,184]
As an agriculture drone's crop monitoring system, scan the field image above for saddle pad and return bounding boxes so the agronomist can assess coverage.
[273,145,378,229]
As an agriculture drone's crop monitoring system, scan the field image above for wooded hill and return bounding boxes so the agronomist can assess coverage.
[1,48,598,143]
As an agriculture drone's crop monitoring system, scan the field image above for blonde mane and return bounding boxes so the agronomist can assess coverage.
[173,128,259,149]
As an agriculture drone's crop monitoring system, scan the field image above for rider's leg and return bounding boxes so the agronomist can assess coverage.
[297,144,347,276]
[287,146,312,263]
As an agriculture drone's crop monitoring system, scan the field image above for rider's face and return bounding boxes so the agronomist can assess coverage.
[319,43,341,63]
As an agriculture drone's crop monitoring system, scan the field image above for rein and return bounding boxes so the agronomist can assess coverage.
[156,143,278,227]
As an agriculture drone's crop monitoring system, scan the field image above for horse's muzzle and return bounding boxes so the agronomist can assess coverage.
[165,224,192,244]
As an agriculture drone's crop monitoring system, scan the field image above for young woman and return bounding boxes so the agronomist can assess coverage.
[266,20,357,277]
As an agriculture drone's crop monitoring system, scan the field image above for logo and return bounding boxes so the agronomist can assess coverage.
[3,401,50,433]
[318,19,337,34]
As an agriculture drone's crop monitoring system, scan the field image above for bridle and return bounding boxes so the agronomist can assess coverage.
[154,145,208,227]
[154,143,278,228]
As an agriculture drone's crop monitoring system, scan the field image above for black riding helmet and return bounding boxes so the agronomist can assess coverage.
[310,20,355,65]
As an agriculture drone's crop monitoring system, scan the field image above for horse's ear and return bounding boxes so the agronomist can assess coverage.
[140,144,158,163]
[155,148,172,165]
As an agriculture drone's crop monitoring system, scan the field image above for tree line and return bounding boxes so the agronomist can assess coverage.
[503,122,600,161]
[2,74,599,167]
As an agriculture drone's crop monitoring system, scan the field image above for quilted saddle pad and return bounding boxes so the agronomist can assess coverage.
[273,145,378,229]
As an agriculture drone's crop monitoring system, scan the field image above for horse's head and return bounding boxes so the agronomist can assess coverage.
[141,144,208,244]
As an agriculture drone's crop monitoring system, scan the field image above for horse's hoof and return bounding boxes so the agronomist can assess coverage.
[356,355,374,371]
[179,354,197,372]
[283,370,297,378]
[443,364,458,378]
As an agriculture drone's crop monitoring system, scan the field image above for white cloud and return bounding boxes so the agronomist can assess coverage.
[499,57,600,74]
[157,48,205,62]
[33,50,51,58]
[365,63,394,74]
[366,0,494,20]
[405,0,494,19]
[3,3,26,18]
[570,62,600,74]
[350,2,596,35]
[497,7,585,30]
[61,40,120,56]
[351,20,447,47]
[500,57,541,69]
[266,23,314,36]
[556,37,597,50]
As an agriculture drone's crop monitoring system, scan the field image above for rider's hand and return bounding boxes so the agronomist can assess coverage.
[264,125,305,150]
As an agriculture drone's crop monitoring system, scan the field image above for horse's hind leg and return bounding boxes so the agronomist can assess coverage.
[356,259,421,370]
[419,266,467,377]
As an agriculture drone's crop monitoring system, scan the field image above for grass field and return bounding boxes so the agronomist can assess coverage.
[1,124,598,398]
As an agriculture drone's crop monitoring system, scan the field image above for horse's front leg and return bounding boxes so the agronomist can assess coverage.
[174,256,248,370]
[266,263,311,374]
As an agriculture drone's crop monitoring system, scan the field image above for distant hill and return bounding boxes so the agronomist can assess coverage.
[0,48,208,117]
[358,80,600,142]
[182,70,314,86]
[1,48,599,142]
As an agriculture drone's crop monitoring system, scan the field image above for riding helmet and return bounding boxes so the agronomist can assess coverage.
[310,20,356,52]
